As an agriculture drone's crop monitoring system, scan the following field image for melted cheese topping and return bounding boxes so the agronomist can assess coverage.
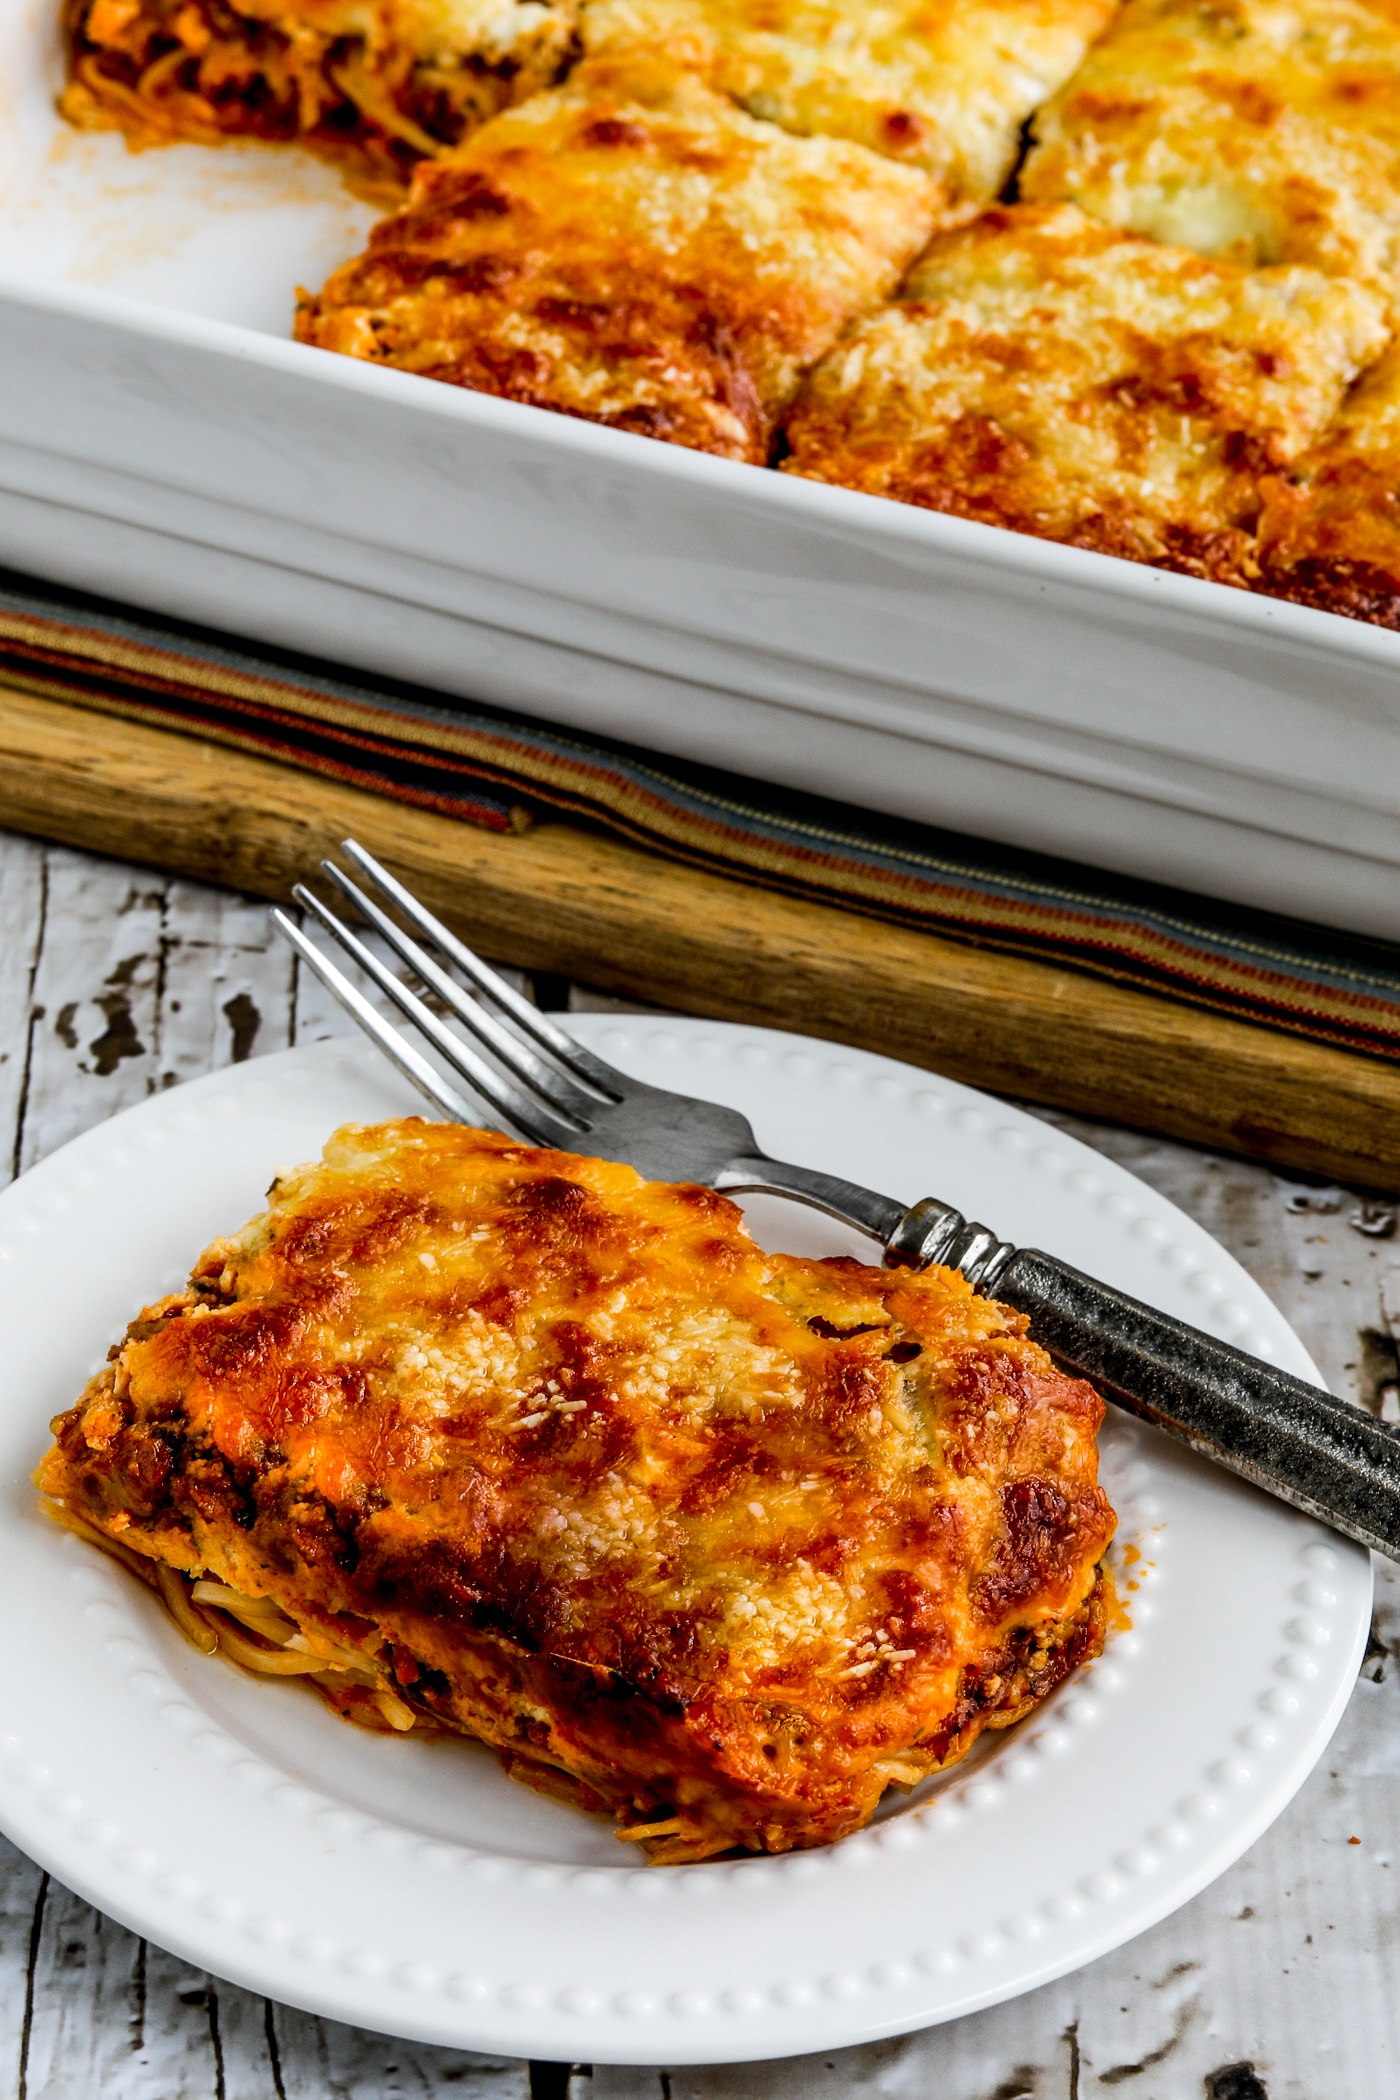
[782,200,1387,584]
[241,0,566,61]
[1022,0,1400,306]
[39,1117,1115,1858]
[295,55,939,462]
[580,0,1117,198]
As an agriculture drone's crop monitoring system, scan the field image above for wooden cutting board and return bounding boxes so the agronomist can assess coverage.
[0,682,1395,1192]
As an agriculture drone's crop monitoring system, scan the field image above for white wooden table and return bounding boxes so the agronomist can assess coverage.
[1,828,1396,2100]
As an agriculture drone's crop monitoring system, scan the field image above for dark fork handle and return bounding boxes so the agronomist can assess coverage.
[997,1247,1400,1561]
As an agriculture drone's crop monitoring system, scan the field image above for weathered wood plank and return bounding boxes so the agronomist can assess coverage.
[9,848,356,1174]
[0,1834,45,2100]
[0,833,46,1182]
[0,686,1396,1192]
[264,2002,531,2098]
[18,1879,226,2100]
[156,876,300,1085]
[14,849,167,1172]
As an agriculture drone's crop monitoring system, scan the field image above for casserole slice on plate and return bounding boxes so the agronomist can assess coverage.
[38,1118,1116,1863]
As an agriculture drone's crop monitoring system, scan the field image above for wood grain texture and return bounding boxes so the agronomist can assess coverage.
[1,827,1398,2096]
[0,685,1395,1192]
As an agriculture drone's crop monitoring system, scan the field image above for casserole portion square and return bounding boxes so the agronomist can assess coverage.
[37,1118,1116,1863]
[59,0,579,194]
[579,0,1117,206]
[1021,0,1400,308]
[1258,341,1400,624]
[294,55,939,460]
[781,202,1388,586]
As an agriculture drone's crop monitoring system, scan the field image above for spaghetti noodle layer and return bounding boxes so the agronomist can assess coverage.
[61,0,579,193]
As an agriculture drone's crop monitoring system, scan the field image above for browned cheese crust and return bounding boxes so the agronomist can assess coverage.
[1257,337,1400,622]
[780,202,1387,584]
[59,0,579,195]
[580,0,1117,203]
[293,54,939,459]
[37,1118,1116,1862]
[1022,0,1400,308]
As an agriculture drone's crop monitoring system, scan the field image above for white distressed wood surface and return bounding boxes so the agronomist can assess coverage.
[0,829,1396,2100]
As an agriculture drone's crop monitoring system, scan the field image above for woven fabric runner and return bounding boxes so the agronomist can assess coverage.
[0,566,1394,1062]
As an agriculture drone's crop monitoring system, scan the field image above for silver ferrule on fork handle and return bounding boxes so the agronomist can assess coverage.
[883,1194,1017,1291]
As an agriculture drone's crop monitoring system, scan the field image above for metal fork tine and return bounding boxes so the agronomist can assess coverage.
[272,911,480,1126]
[319,859,598,1123]
[290,887,582,1150]
[338,838,625,1098]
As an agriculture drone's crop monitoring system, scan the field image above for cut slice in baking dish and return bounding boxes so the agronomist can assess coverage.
[579,0,1117,211]
[781,201,1389,589]
[58,0,580,195]
[294,53,940,460]
[1021,0,1400,311]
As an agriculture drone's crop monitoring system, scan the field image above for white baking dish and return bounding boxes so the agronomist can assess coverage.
[3,0,1400,938]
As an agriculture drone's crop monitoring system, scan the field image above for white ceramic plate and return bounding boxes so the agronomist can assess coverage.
[0,1022,1370,2065]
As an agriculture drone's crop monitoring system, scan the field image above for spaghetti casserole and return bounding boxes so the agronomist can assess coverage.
[1021,0,1400,306]
[37,1118,1116,1861]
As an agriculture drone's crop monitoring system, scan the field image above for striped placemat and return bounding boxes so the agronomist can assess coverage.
[1,565,1395,1063]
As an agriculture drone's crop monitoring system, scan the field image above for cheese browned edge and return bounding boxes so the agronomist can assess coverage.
[1258,337,1400,625]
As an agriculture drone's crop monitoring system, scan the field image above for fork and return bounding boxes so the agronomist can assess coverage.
[274,838,1400,1563]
